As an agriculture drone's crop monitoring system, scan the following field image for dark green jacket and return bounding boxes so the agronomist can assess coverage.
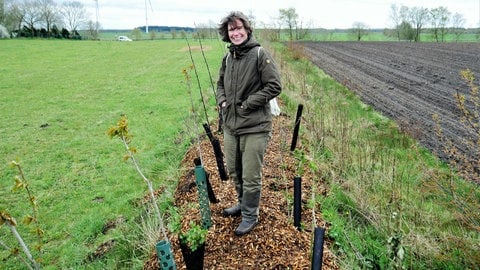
[216,36,282,136]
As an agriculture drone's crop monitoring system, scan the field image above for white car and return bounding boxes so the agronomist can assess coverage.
[117,36,132,41]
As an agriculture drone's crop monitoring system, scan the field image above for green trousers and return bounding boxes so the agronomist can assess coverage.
[223,130,271,222]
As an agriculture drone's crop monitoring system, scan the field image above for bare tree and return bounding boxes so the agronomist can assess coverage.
[430,6,450,42]
[246,10,256,29]
[21,0,41,36]
[259,19,280,42]
[279,7,298,41]
[409,6,430,42]
[389,4,402,40]
[451,12,465,41]
[38,0,59,37]
[86,19,100,40]
[60,1,87,34]
[297,18,312,40]
[399,5,410,22]
[207,19,217,39]
[195,23,210,39]
[351,21,369,41]
[3,0,23,34]
[0,0,5,24]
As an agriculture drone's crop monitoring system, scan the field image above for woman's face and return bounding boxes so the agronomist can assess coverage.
[228,19,248,45]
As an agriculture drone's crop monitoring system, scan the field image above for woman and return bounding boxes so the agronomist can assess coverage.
[216,11,282,236]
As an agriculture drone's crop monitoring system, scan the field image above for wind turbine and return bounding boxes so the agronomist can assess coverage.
[94,0,99,34]
[145,0,154,33]
[144,0,148,33]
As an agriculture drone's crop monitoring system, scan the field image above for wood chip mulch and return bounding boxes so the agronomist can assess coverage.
[144,110,339,270]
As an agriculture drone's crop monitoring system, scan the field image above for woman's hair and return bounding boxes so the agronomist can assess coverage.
[218,11,253,42]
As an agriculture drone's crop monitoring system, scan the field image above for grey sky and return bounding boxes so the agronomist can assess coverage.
[82,0,479,29]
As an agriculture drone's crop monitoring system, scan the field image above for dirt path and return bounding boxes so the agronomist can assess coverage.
[144,115,338,269]
[301,41,480,181]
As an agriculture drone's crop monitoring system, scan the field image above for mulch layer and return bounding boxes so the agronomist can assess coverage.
[143,112,339,269]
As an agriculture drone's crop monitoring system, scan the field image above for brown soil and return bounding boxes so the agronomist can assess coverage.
[144,113,339,269]
[300,41,480,182]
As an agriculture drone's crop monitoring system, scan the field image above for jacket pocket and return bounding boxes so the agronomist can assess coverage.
[235,104,267,129]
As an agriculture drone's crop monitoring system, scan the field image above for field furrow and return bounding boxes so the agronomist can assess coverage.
[301,41,480,178]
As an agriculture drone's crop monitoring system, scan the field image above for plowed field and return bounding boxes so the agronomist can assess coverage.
[301,41,480,181]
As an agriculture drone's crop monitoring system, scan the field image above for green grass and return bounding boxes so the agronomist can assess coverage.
[0,39,223,269]
[258,28,479,42]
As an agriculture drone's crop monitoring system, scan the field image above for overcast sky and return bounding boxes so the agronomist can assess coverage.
[81,0,479,30]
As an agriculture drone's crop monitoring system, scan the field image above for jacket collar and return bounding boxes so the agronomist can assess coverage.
[228,35,260,59]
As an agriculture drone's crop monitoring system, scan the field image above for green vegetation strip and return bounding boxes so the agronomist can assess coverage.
[275,42,479,269]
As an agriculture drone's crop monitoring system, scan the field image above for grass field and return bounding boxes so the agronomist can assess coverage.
[84,27,479,42]
[0,39,223,269]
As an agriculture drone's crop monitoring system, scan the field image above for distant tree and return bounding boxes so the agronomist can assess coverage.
[60,1,88,36]
[398,5,409,19]
[3,0,23,34]
[61,27,69,38]
[132,27,141,40]
[351,21,369,41]
[409,6,430,42]
[21,0,42,37]
[297,19,312,40]
[51,24,60,38]
[451,12,465,41]
[86,20,100,40]
[208,19,217,39]
[389,4,402,40]
[399,21,415,41]
[195,23,209,39]
[430,6,450,42]
[149,29,156,40]
[38,0,59,37]
[0,24,9,38]
[180,30,187,39]
[279,7,298,40]
[0,0,5,24]
[1,0,10,37]
[260,19,281,42]
[246,11,256,29]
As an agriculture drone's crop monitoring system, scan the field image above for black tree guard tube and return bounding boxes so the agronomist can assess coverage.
[290,104,304,151]
[311,227,325,270]
[203,123,228,180]
[293,176,302,230]
[194,158,219,203]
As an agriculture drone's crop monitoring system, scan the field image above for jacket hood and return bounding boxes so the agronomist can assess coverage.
[228,35,260,59]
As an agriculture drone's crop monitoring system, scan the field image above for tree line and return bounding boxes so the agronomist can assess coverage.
[0,0,97,39]
[388,4,468,42]
[0,2,474,41]
[263,5,471,42]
